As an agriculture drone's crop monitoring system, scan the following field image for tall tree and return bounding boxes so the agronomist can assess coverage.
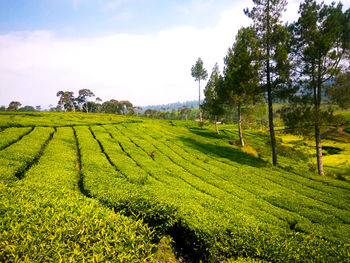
[119,100,133,115]
[56,91,64,112]
[95,97,103,113]
[202,63,225,134]
[77,89,95,113]
[223,27,261,146]
[61,91,76,112]
[245,0,290,165]
[191,57,208,121]
[7,101,22,111]
[284,0,349,176]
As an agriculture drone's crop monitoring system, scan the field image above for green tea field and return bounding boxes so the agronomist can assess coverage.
[1,112,350,262]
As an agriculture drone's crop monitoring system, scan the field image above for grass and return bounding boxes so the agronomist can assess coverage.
[0,111,350,262]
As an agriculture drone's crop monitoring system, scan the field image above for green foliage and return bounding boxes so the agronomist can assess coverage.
[7,101,22,111]
[202,63,225,122]
[327,71,350,109]
[191,57,208,82]
[0,127,33,150]
[1,113,350,262]
[223,27,261,107]
[0,127,54,183]
[0,127,155,262]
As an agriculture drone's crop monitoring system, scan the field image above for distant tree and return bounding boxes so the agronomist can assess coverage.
[144,109,159,118]
[180,107,191,121]
[134,106,142,116]
[327,71,350,109]
[101,100,118,114]
[18,106,36,112]
[127,106,135,115]
[0,106,6,111]
[110,99,124,114]
[202,63,225,134]
[7,101,22,111]
[95,97,102,112]
[282,0,349,176]
[119,100,133,114]
[35,105,41,111]
[56,91,64,112]
[191,57,208,122]
[223,27,262,146]
[60,91,76,112]
[77,89,95,113]
[85,101,98,113]
[144,109,153,118]
[245,0,290,165]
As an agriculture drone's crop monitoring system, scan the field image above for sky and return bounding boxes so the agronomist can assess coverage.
[0,0,348,109]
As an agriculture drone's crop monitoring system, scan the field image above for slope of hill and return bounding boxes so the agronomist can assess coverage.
[0,112,349,262]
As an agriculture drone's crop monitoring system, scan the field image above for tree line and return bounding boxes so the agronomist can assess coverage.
[0,101,41,112]
[194,0,350,177]
[55,89,135,114]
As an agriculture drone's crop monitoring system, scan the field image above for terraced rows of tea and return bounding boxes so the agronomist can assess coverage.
[1,113,350,262]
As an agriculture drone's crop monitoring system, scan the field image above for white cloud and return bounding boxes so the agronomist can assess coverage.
[5,0,342,108]
[102,0,124,11]
[0,2,252,108]
[175,5,190,15]
[114,10,132,21]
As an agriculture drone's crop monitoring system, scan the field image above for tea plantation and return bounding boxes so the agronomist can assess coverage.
[0,112,349,262]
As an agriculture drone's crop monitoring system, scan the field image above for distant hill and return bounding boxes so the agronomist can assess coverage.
[140,100,201,112]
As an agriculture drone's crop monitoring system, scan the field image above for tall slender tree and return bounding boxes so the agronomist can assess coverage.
[56,91,64,112]
[223,27,261,146]
[191,57,208,122]
[245,0,290,165]
[202,63,225,134]
[283,0,349,176]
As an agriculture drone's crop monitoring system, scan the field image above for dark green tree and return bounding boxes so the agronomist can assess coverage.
[61,91,76,112]
[180,107,191,121]
[245,0,290,165]
[77,89,95,113]
[56,91,64,112]
[283,0,349,176]
[202,63,225,134]
[191,57,208,122]
[7,101,22,111]
[18,106,36,112]
[327,71,350,109]
[223,27,262,146]
[119,100,133,115]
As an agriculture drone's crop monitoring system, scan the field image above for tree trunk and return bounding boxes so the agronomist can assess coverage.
[238,104,245,147]
[214,116,219,135]
[199,79,202,122]
[185,113,188,121]
[71,102,76,112]
[266,0,277,166]
[315,60,325,176]
[315,125,325,176]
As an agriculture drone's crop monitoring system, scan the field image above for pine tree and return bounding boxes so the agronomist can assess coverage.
[245,0,290,165]
[191,58,208,122]
[283,0,349,176]
[223,27,261,146]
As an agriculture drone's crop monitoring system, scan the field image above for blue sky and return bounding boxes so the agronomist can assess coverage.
[0,0,233,37]
[0,0,348,108]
